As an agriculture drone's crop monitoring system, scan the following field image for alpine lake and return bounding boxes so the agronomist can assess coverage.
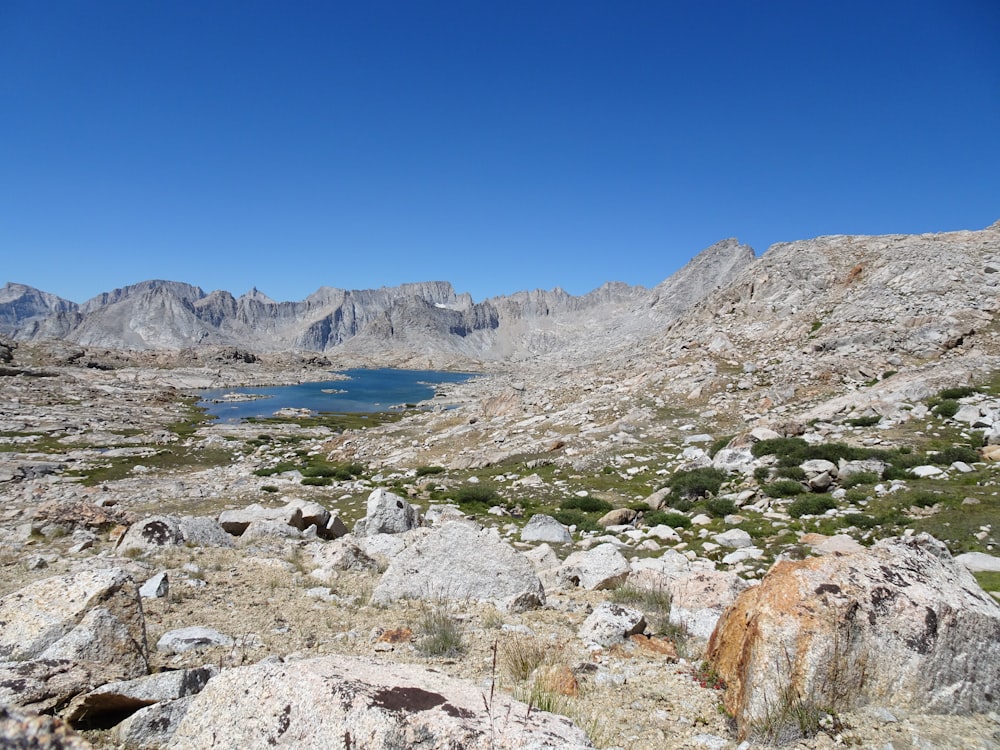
[197,368,476,430]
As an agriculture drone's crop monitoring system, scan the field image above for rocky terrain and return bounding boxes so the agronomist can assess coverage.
[1,221,1000,749]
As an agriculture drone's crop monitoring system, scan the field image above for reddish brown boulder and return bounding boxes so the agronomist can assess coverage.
[707,534,1000,742]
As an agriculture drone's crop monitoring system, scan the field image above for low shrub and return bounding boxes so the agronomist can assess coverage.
[788,495,836,518]
[704,497,737,517]
[666,496,694,512]
[845,415,881,428]
[453,483,497,505]
[933,399,960,418]
[562,496,613,513]
[931,446,979,465]
[938,386,976,400]
[668,467,728,499]
[708,435,734,458]
[415,465,445,477]
[764,479,805,498]
[253,461,298,477]
[645,510,691,528]
[842,513,877,529]
[775,466,806,481]
[301,476,331,486]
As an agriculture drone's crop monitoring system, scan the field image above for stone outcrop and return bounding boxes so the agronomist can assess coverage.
[371,522,544,612]
[64,665,218,727]
[707,534,1000,742]
[0,567,147,670]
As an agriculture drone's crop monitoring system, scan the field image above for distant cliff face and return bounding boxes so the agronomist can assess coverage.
[0,237,757,358]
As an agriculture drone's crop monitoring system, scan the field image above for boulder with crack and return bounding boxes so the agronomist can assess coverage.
[0,567,148,713]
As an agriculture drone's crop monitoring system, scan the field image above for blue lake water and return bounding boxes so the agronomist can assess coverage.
[198,368,476,422]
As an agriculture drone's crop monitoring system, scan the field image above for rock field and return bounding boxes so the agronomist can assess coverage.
[2,222,1000,748]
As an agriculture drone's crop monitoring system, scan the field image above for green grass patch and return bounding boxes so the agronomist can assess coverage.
[67,446,236,486]
[974,571,1000,593]
[247,409,415,432]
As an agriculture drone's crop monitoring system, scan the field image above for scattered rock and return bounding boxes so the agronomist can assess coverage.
[520,513,573,544]
[578,602,646,647]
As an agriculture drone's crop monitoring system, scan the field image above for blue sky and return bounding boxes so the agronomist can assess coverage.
[2,1,998,304]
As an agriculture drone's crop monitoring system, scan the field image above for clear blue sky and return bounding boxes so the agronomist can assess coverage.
[2,1,998,304]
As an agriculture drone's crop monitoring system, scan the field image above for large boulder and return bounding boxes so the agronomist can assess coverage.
[165,654,594,749]
[218,503,303,537]
[354,488,421,536]
[308,537,380,580]
[371,522,544,612]
[707,534,1000,742]
[0,567,147,670]
[520,514,572,544]
[116,515,232,555]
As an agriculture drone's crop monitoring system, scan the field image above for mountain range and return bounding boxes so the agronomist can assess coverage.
[3,221,999,373]
[0,238,754,359]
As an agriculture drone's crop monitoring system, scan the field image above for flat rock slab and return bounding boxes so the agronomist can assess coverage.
[167,654,594,750]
